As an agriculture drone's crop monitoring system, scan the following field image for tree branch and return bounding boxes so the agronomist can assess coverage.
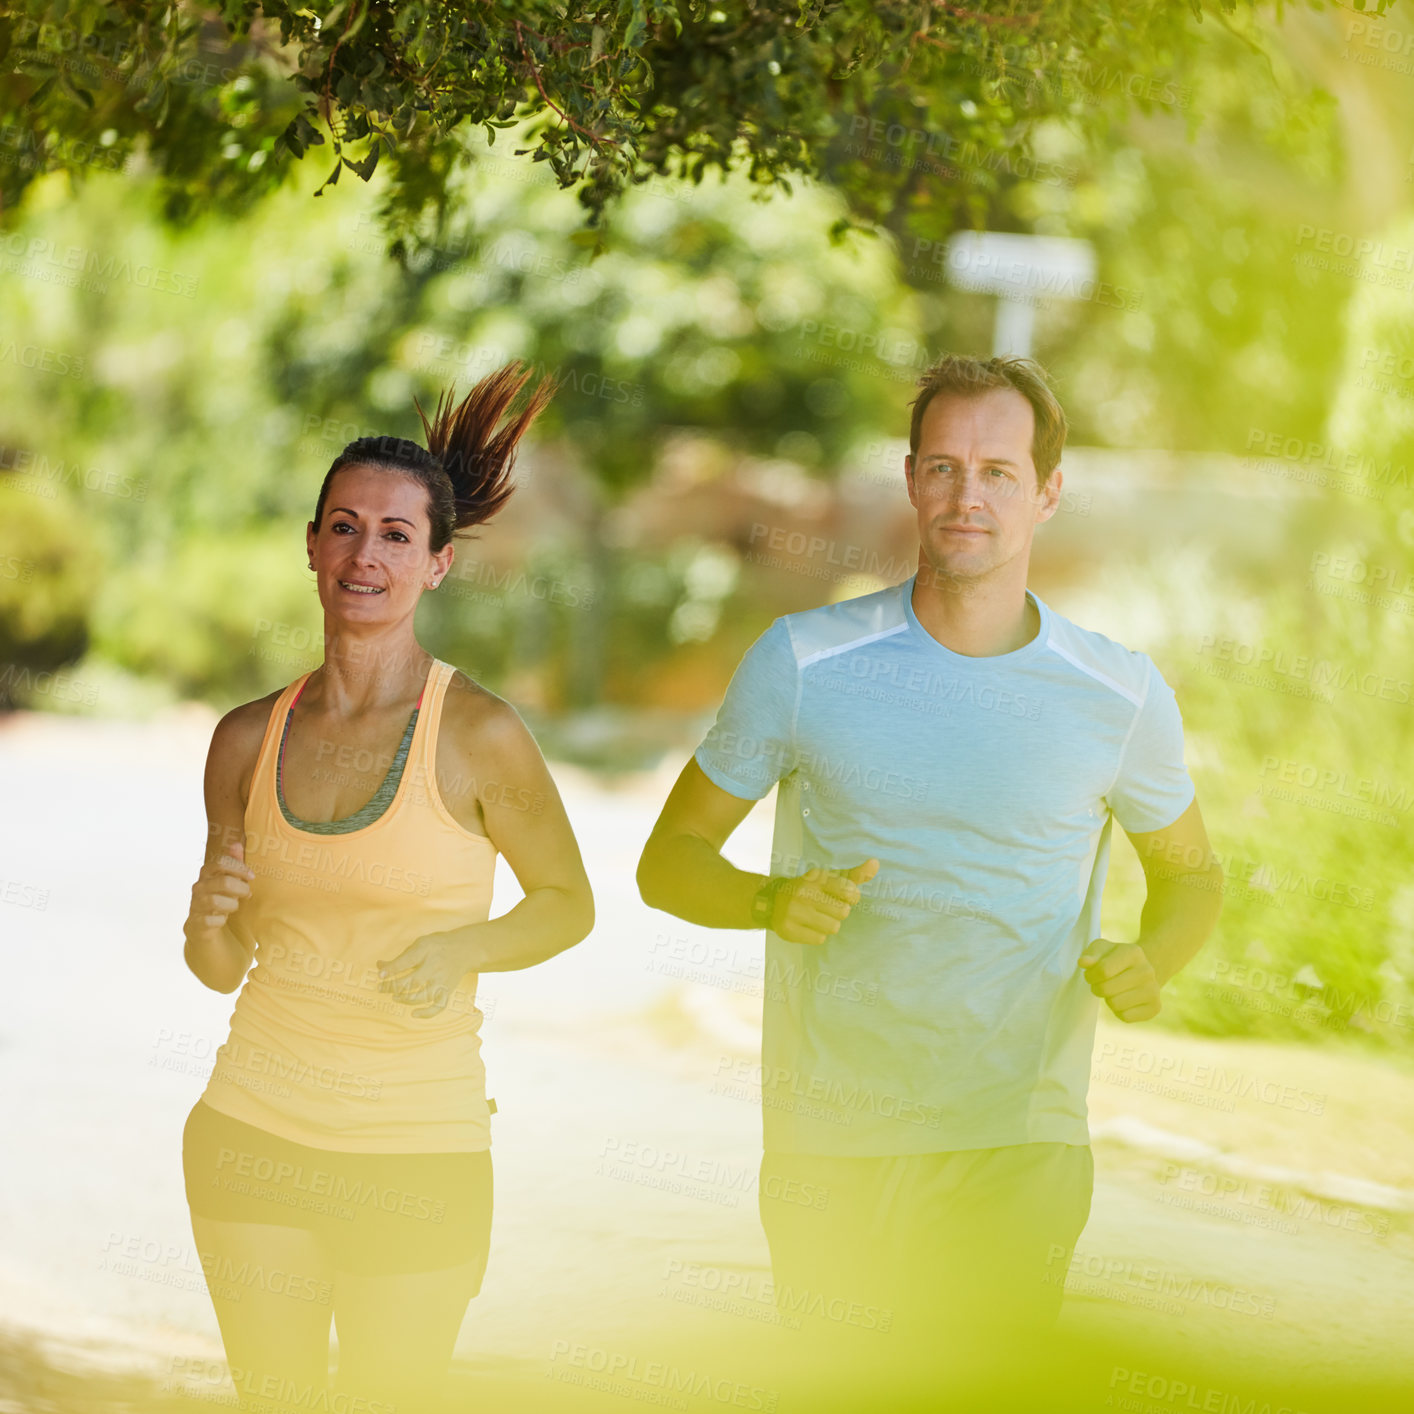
[513,19,622,149]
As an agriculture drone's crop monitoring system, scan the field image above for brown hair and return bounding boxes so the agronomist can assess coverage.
[909,354,1067,484]
[312,361,558,551]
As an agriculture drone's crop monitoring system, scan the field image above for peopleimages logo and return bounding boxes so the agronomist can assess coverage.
[1259,753,1411,813]
[1244,425,1412,489]
[0,445,146,499]
[211,1042,382,1100]
[227,1367,396,1414]
[823,652,1044,718]
[547,1340,778,1411]
[1295,224,1414,272]
[1196,635,1411,704]
[1093,1041,1326,1114]
[243,829,433,896]
[1053,1247,1276,1319]
[746,522,915,580]
[213,1147,445,1221]
[1108,1365,1311,1414]
[0,340,87,378]
[713,1058,945,1128]
[794,746,928,802]
[0,233,199,296]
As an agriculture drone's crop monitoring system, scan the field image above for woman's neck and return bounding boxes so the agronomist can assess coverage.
[307,633,434,717]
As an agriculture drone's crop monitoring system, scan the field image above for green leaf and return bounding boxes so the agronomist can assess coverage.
[346,146,379,180]
[313,157,343,194]
[282,111,327,158]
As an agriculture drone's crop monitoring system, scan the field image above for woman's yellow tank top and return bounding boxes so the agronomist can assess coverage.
[198,658,498,1153]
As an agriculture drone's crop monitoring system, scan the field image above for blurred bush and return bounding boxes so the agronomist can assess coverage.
[0,479,102,707]
[1093,213,1414,1052]
[89,525,321,704]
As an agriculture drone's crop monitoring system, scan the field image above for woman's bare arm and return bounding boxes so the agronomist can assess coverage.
[182,698,272,993]
[378,684,594,1015]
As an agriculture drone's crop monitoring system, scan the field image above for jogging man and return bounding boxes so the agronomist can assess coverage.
[636,354,1223,1358]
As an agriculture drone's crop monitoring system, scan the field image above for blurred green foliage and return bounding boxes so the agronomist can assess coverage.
[0,143,921,708]
[0,479,101,705]
[1093,208,1414,1052]
[5,0,1385,238]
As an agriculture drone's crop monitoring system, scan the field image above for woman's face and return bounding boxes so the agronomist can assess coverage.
[306,464,454,628]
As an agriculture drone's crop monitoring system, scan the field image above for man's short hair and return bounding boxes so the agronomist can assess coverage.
[909,354,1067,484]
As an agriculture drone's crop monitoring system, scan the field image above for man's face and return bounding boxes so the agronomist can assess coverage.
[905,387,1061,584]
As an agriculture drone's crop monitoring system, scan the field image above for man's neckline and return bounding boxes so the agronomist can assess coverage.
[900,574,1051,666]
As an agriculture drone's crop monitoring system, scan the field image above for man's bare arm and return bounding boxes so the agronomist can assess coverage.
[1128,795,1224,986]
[1079,796,1223,1022]
[637,759,876,943]
[637,758,765,928]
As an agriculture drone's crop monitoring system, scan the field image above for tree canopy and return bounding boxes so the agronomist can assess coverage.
[2,0,1396,247]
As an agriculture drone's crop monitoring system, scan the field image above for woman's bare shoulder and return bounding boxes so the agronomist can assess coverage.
[207,688,285,780]
[440,667,534,756]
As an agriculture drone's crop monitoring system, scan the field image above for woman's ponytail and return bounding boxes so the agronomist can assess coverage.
[415,362,558,536]
[313,360,558,553]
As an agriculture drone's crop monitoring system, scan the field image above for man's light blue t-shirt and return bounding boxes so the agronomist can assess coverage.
[694,575,1196,1157]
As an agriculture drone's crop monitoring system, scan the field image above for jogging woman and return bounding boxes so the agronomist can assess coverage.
[180,363,594,1413]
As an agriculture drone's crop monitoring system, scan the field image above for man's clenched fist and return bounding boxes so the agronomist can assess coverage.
[772,859,880,945]
[1078,938,1161,1023]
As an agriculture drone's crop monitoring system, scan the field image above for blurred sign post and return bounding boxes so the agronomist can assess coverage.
[944,232,1097,358]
